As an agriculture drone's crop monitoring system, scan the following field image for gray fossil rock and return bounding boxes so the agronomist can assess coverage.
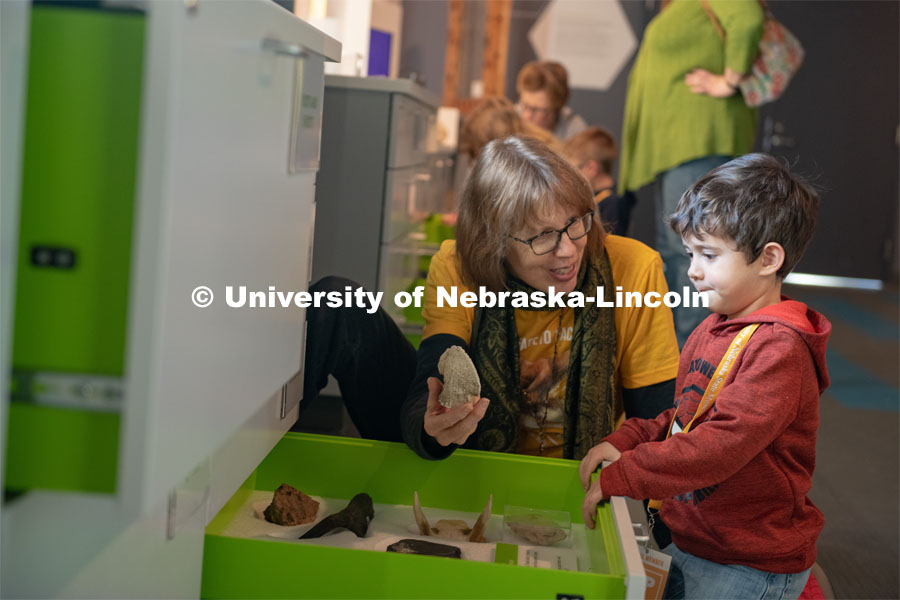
[437,346,480,408]
[507,518,568,546]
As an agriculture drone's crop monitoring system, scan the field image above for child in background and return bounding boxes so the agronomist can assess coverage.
[562,127,635,236]
[580,153,830,600]
[459,96,559,160]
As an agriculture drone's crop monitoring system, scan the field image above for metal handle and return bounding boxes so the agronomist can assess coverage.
[261,37,308,59]
[610,495,650,600]
[632,522,650,547]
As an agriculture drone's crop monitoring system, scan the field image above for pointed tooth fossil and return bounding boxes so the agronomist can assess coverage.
[414,491,431,536]
[412,491,492,543]
[468,494,492,543]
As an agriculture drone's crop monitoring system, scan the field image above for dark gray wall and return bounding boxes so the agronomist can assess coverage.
[506,0,649,156]
[270,0,294,13]
[398,0,448,98]
[398,0,900,279]
[398,0,650,151]
[506,1,657,245]
[750,1,899,280]
[399,0,658,244]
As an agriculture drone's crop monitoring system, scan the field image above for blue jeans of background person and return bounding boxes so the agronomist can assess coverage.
[657,155,731,347]
[662,543,811,600]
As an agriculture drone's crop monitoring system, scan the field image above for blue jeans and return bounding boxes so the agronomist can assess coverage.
[657,155,731,347]
[662,543,811,600]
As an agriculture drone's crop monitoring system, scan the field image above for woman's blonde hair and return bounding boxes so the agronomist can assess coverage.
[460,96,559,159]
[456,136,605,291]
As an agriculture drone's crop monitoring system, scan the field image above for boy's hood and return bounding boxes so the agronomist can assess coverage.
[707,297,831,393]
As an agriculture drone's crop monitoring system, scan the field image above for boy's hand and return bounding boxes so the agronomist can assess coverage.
[582,479,606,529]
[423,377,490,446]
[579,442,621,491]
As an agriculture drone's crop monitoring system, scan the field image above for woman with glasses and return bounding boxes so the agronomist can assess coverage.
[516,61,588,142]
[401,136,679,461]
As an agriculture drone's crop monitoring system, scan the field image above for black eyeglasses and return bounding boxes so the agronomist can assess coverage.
[518,102,555,118]
[510,212,594,256]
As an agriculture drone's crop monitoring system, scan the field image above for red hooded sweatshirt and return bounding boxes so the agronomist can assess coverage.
[600,299,830,573]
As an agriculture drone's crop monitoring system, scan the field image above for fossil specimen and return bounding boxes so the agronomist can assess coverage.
[263,483,320,526]
[299,493,373,539]
[437,346,481,408]
[412,491,492,543]
[386,538,462,558]
[506,515,568,546]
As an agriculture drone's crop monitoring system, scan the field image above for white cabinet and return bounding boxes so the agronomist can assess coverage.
[120,0,336,519]
[0,2,340,597]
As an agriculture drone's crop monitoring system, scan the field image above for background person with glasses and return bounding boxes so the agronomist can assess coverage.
[402,136,679,462]
[516,61,589,142]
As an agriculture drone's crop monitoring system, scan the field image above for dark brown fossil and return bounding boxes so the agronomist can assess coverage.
[299,493,374,539]
[386,538,462,558]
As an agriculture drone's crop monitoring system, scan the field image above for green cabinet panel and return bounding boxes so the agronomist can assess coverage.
[5,5,145,494]
[4,403,119,493]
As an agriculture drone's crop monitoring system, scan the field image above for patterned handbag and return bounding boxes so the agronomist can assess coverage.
[701,0,805,107]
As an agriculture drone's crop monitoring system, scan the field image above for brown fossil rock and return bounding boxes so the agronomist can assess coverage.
[263,484,320,526]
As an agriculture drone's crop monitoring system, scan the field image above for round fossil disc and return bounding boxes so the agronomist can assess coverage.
[437,346,481,408]
[507,519,568,546]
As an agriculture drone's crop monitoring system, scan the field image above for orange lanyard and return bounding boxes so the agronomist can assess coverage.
[648,324,760,510]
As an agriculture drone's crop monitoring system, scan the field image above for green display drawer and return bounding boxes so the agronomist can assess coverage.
[202,434,644,599]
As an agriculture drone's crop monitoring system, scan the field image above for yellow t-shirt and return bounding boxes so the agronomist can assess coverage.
[422,235,680,457]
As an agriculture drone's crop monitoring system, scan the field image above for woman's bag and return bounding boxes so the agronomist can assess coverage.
[701,0,805,107]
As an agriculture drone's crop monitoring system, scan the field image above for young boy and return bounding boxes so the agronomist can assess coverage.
[579,153,830,599]
[562,127,635,236]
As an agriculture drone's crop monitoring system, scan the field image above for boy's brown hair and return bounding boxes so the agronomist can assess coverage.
[668,153,820,278]
[516,61,570,113]
[561,127,618,175]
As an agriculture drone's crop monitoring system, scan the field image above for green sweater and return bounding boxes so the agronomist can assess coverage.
[619,0,764,193]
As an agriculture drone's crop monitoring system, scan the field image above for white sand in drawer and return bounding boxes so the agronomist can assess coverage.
[217,490,592,571]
